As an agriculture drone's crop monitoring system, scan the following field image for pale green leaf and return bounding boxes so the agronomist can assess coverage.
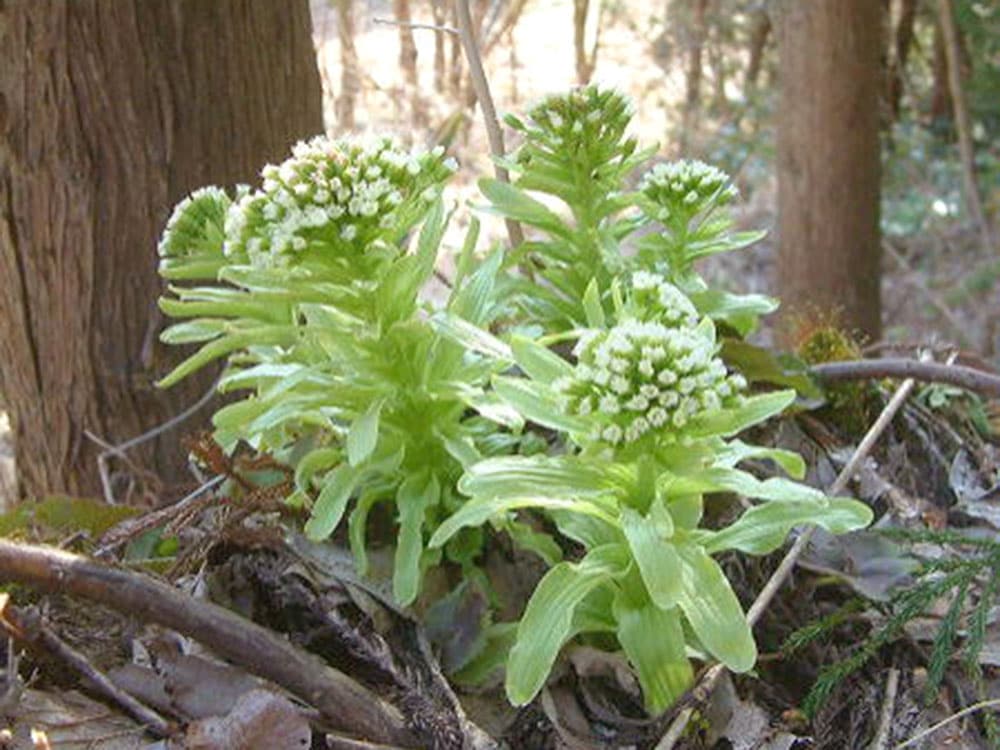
[493,376,589,434]
[505,544,629,705]
[686,390,796,438]
[621,505,682,610]
[676,544,756,672]
[510,336,574,383]
[304,464,361,541]
[394,473,440,605]
[582,279,606,328]
[615,597,693,714]
[430,495,618,549]
[347,399,384,467]
[458,455,629,501]
[704,498,874,555]
[479,178,572,240]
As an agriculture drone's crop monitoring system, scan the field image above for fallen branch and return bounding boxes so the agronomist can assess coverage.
[0,594,173,738]
[0,540,415,747]
[656,373,919,748]
[811,358,1000,398]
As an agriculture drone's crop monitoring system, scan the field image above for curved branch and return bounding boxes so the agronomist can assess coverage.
[0,540,415,747]
[810,358,1000,398]
[453,0,524,248]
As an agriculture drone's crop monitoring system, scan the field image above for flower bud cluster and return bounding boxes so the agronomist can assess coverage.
[513,85,636,169]
[223,135,457,267]
[639,159,738,223]
[630,271,699,327]
[555,316,746,446]
[158,187,231,259]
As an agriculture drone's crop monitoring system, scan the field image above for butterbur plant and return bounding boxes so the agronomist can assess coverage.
[155,86,873,715]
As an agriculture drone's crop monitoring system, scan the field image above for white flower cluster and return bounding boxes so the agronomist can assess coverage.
[223,135,457,267]
[158,186,230,258]
[640,160,738,222]
[630,271,698,327]
[555,318,745,446]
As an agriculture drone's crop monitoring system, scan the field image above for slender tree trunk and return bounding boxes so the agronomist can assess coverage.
[930,18,953,122]
[936,0,996,252]
[776,0,883,344]
[394,0,427,129]
[679,0,709,151]
[0,0,323,500]
[431,0,448,93]
[885,0,918,122]
[744,6,771,94]
[573,0,601,85]
[336,0,360,131]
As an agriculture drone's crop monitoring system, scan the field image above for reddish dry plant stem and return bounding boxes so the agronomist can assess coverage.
[0,541,415,748]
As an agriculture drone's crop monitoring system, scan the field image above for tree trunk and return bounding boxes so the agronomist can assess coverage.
[679,0,709,151]
[936,0,996,252]
[744,6,771,94]
[573,0,601,85]
[776,0,883,345]
[930,17,953,122]
[431,0,448,93]
[336,0,360,131]
[0,0,323,500]
[885,0,918,122]
[394,0,427,129]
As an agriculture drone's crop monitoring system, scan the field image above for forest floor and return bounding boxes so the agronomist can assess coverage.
[1,3,999,749]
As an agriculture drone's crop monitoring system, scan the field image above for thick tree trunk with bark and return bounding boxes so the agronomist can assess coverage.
[776,0,883,344]
[0,0,323,500]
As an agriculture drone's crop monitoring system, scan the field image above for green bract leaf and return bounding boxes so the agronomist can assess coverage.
[493,376,589,434]
[676,544,756,672]
[347,399,384,467]
[686,389,796,438]
[506,544,629,705]
[431,312,512,360]
[704,498,873,555]
[582,279,606,327]
[615,595,693,713]
[394,472,440,605]
[510,336,574,383]
[621,504,681,610]
[478,178,572,240]
[304,464,361,541]
[458,455,629,501]
[430,495,618,549]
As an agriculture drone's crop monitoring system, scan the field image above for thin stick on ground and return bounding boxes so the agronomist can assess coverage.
[453,0,524,249]
[894,698,1000,749]
[656,374,919,749]
[0,540,415,747]
[869,667,900,750]
[810,358,1000,398]
[0,594,172,738]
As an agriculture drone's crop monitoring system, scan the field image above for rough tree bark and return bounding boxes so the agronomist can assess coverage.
[776,0,883,344]
[0,0,324,500]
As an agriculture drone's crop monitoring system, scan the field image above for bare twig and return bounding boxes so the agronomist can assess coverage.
[453,0,524,249]
[0,540,415,747]
[894,698,1000,749]
[373,17,458,35]
[84,380,217,504]
[656,374,919,748]
[869,667,900,750]
[810,358,1000,398]
[0,594,172,738]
